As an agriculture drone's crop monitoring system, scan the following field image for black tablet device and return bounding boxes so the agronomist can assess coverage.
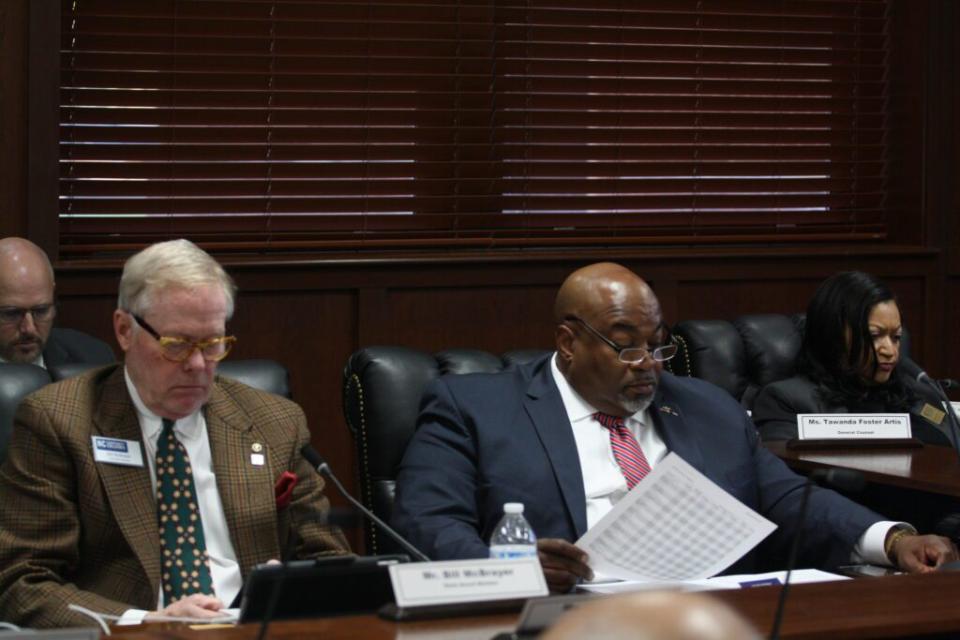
[238,554,408,623]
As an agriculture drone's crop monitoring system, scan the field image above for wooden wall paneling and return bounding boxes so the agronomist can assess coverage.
[954,0,960,277]
[885,0,927,247]
[676,278,821,321]
[26,0,58,256]
[920,1,958,256]
[382,286,557,354]
[54,295,120,356]
[0,0,27,238]
[357,288,391,347]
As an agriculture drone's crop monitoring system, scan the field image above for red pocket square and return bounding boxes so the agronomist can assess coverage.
[274,471,298,511]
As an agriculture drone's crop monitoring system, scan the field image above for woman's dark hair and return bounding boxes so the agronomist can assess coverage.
[798,271,910,408]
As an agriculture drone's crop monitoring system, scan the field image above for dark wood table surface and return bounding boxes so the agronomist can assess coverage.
[104,444,960,639]
[765,441,960,498]
[108,571,960,640]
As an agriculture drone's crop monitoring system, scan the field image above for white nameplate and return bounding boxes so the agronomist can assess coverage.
[91,436,144,467]
[797,414,911,440]
[389,557,547,608]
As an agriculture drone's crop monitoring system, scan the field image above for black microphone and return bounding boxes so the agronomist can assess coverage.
[300,444,430,562]
[809,468,867,493]
[769,468,866,640]
[940,378,960,391]
[898,358,960,464]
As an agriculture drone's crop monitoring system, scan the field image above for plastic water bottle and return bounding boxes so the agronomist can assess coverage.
[489,502,537,559]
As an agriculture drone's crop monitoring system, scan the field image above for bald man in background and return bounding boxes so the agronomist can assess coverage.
[541,591,761,640]
[0,237,113,367]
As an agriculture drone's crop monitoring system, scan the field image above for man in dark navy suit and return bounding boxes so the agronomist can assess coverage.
[392,262,956,592]
[0,238,113,368]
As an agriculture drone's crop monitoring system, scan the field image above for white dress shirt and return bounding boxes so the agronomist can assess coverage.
[0,354,45,368]
[119,367,241,622]
[548,353,897,566]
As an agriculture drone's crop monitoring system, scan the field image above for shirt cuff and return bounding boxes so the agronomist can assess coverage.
[853,521,909,566]
[116,609,151,626]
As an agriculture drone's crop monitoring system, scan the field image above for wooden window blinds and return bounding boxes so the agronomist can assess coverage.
[60,0,889,256]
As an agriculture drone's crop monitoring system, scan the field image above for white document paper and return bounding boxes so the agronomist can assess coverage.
[575,453,776,581]
[579,569,847,594]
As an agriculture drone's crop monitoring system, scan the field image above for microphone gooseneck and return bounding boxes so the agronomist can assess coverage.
[300,445,430,562]
[809,468,867,493]
[769,469,866,640]
[899,358,960,465]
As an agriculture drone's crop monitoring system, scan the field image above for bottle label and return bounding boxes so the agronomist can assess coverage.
[489,544,537,560]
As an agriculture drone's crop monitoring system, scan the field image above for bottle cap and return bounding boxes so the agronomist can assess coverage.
[503,502,524,514]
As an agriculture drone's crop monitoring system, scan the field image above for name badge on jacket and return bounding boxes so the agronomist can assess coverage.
[91,436,144,467]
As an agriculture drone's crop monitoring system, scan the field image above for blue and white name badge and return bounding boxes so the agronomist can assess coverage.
[91,436,144,467]
[797,413,911,440]
[389,557,547,608]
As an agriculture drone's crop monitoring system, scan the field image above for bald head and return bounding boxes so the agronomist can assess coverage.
[541,592,762,640]
[0,238,56,363]
[554,262,656,324]
[0,238,54,281]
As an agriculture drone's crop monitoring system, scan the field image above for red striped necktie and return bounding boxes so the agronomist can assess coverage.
[593,411,651,489]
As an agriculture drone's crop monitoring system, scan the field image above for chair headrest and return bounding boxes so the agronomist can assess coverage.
[0,364,52,462]
[48,361,102,382]
[217,359,292,398]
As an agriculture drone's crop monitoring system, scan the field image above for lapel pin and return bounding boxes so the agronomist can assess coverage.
[251,442,265,466]
[659,405,679,417]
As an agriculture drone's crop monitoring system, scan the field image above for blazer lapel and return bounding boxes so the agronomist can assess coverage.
[204,384,279,575]
[92,368,161,594]
[650,375,706,472]
[523,360,589,538]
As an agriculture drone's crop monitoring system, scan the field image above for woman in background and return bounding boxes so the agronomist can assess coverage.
[752,271,954,446]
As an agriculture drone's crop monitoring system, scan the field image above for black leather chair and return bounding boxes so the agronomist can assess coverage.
[0,364,52,463]
[48,361,105,382]
[669,313,912,411]
[47,327,115,366]
[218,359,292,399]
[342,346,549,554]
[49,359,292,399]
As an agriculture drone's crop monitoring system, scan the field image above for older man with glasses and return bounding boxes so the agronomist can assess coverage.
[392,262,956,593]
[0,239,349,629]
[0,237,113,368]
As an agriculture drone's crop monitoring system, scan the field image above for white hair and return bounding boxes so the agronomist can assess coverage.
[118,239,236,318]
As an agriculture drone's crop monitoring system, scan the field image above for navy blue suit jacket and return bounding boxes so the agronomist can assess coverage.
[392,355,884,573]
[44,328,115,367]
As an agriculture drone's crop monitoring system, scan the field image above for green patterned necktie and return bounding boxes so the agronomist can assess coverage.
[156,418,213,602]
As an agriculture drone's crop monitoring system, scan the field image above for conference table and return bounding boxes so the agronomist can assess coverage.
[766,441,960,498]
[106,571,960,639]
[765,440,960,535]
[99,444,960,638]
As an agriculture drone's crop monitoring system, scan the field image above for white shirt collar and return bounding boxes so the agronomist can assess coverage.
[0,353,45,368]
[123,366,203,442]
[550,352,648,428]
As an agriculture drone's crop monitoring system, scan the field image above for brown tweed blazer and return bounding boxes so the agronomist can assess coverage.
[0,365,349,628]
